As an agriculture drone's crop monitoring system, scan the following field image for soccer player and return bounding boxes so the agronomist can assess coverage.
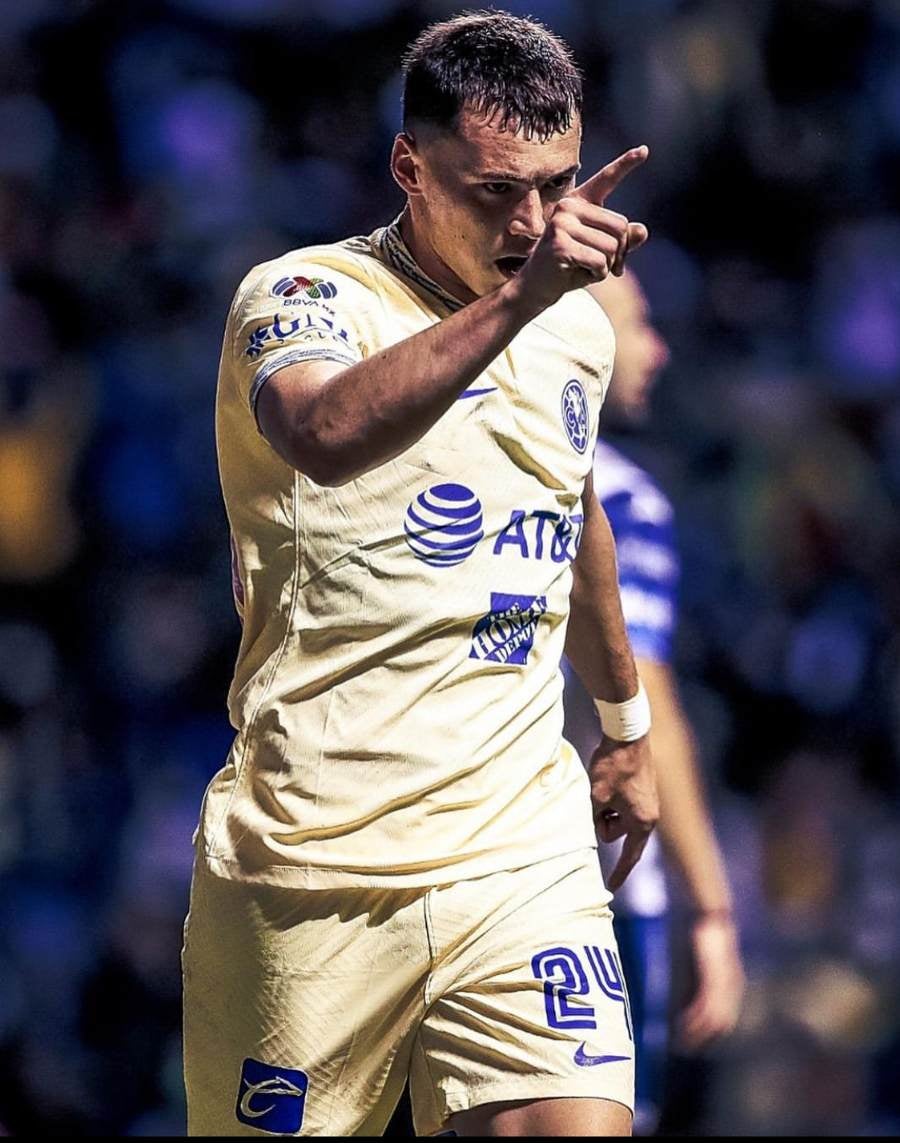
[183,11,659,1137]
[564,269,746,1133]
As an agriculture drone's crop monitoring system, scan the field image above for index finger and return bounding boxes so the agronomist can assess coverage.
[605,828,650,892]
[572,145,649,207]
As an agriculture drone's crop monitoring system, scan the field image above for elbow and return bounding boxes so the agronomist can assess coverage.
[257,374,363,485]
[290,424,359,487]
[306,461,357,488]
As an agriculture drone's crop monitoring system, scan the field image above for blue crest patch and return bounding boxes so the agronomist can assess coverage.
[561,379,589,454]
[235,1058,308,1135]
[404,482,484,567]
[470,592,548,665]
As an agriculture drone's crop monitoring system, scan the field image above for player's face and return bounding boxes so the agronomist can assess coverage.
[599,270,670,421]
[397,107,582,300]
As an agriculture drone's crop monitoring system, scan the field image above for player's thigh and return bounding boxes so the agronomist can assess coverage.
[451,1094,632,1136]
[409,849,635,1136]
[182,860,427,1136]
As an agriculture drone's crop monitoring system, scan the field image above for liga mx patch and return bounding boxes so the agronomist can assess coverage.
[236,1057,308,1134]
[271,275,337,300]
[470,592,547,665]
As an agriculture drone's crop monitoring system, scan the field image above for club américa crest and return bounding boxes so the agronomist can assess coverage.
[561,379,589,454]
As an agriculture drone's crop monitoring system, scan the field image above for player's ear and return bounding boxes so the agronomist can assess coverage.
[391,131,425,197]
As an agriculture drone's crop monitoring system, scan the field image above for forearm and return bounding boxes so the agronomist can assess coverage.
[642,660,733,913]
[287,276,543,484]
[565,487,640,702]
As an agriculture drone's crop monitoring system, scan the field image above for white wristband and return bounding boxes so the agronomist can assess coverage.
[593,680,651,742]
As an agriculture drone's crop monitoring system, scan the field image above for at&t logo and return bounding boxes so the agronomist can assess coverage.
[404,483,484,567]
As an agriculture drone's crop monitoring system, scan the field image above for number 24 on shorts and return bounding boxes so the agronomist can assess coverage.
[532,944,634,1040]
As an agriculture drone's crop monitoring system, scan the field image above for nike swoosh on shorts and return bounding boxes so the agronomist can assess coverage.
[573,1044,631,1067]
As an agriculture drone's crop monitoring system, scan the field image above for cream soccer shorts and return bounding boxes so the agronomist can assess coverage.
[182,848,634,1136]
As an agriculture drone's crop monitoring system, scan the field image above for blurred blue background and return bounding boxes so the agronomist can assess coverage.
[0,0,898,1135]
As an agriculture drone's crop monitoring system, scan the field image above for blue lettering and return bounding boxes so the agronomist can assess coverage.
[272,315,301,339]
[572,512,584,551]
[532,510,560,559]
[493,509,529,557]
[491,509,583,563]
[469,594,547,666]
[246,311,353,359]
[551,516,577,563]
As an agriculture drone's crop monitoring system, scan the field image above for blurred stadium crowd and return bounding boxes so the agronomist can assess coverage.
[0,0,898,1135]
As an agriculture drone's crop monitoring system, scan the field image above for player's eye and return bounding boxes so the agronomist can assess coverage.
[483,182,512,195]
[546,174,574,192]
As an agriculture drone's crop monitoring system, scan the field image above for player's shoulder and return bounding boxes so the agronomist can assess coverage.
[592,440,674,528]
[233,235,383,311]
[536,285,615,352]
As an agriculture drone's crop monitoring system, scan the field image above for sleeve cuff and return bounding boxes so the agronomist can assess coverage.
[249,346,361,428]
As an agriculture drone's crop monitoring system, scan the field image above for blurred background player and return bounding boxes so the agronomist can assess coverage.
[563,269,746,1134]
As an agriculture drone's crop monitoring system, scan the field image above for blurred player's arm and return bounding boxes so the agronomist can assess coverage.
[639,656,745,1050]
[565,473,659,890]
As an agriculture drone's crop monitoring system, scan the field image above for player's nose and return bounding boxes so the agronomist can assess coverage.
[507,189,545,240]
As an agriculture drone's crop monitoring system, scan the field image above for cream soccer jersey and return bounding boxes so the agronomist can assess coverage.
[199,218,616,887]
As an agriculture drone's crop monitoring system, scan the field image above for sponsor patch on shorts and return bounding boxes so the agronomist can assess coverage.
[235,1057,309,1134]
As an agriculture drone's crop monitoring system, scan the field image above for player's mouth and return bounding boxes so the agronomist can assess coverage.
[495,255,530,278]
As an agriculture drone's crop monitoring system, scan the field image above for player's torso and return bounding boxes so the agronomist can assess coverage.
[207,224,615,885]
[219,228,615,690]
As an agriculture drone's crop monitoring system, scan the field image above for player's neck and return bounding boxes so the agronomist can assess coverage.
[398,207,478,305]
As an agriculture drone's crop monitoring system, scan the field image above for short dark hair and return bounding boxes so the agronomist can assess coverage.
[402,9,582,141]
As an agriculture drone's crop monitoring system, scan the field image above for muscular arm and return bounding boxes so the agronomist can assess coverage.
[257,280,541,486]
[639,658,745,1048]
[565,474,659,889]
[566,471,640,702]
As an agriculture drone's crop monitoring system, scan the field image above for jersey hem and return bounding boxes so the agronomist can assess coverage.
[424,1077,634,1137]
[198,840,599,891]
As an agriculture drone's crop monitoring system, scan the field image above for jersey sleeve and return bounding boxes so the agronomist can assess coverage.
[603,486,680,665]
[228,260,370,425]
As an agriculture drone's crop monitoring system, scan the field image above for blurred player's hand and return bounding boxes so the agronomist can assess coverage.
[677,912,745,1052]
[587,732,658,890]
[513,146,650,311]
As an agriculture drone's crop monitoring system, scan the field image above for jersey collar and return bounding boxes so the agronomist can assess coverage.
[372,216,466,314]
